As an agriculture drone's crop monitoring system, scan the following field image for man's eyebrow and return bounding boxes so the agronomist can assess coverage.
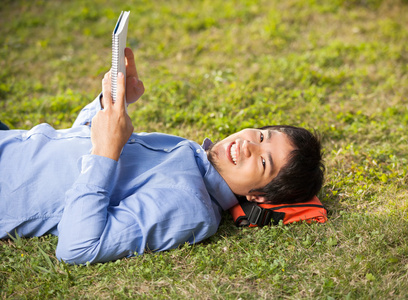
[266,130,274,177]
[267,129,272,141]
[268,152,274,177]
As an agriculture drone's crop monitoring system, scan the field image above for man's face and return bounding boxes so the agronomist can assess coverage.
[207,128,294,197]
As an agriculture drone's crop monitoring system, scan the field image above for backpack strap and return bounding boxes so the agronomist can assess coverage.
[240,200,285,227]
[229,196,328,227]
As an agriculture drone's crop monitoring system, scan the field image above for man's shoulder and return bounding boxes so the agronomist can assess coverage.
[134,131,186,141]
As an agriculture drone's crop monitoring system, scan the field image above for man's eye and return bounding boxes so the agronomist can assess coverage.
[260,132,264,142]
[262,158,266,169]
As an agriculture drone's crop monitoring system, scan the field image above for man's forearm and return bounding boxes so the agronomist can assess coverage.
[56,155,118,264]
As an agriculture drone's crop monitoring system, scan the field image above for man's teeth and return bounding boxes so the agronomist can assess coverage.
[230,144,237,165]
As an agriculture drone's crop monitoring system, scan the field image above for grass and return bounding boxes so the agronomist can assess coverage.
[1,0,408,298]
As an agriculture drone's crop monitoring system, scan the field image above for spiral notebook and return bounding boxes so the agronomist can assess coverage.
[111,11,130,104]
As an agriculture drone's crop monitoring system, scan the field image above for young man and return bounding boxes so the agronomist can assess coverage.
[0,49,324,264]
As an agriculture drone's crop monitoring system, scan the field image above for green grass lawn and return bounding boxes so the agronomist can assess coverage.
[1,0,408,298]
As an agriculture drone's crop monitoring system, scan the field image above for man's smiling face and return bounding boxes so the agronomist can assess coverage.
[207,128,294,198]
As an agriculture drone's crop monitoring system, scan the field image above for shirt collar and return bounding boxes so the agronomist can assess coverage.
[199,138,238,211]
[201,138,213,151]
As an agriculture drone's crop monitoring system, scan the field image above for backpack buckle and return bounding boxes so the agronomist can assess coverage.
[248,206,271,227]
[248,205,285,226]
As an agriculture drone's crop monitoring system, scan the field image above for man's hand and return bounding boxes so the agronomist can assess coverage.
[124,47,145,104]
[91,72,134,161]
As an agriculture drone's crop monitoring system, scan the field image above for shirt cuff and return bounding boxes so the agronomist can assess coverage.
[72,93,103,127]
[76,154,118,193]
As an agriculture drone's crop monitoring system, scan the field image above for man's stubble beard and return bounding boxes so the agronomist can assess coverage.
[206,142,223,174]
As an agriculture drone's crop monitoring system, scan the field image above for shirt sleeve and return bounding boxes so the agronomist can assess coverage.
[72,93,103,127]
[56,154,218,265]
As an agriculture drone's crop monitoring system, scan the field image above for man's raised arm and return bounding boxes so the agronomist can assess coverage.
[56,50,142,264]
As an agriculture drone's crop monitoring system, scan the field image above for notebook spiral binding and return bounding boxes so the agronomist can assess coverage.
[111,34,120,102]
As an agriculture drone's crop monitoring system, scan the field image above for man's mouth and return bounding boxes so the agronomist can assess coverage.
[228,142,238,165]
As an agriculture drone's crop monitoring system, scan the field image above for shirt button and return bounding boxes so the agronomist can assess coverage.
[130,139,135,142]
[196,149,201,154]
[164,148,169,152]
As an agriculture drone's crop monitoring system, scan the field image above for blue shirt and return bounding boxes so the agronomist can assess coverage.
[0,96,238,264]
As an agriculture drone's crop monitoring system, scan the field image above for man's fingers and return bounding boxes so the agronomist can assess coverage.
[116,72,126,111]
[102,72,112,109]
[125,47,139,79]
[132,77,145,99]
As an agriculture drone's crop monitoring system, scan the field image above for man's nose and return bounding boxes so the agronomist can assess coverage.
[243,140,260,157]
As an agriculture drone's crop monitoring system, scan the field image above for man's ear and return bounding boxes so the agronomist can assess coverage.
[246,194,268,203]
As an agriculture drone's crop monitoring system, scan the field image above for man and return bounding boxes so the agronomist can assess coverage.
[0,48,324,264]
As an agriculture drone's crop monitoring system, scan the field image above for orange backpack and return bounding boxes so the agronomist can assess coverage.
[229,196,328,227]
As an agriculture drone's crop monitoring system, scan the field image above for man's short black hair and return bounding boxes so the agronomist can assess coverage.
[251,125,325,204]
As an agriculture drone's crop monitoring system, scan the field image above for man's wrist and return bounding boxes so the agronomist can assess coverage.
[91,147,121,161]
